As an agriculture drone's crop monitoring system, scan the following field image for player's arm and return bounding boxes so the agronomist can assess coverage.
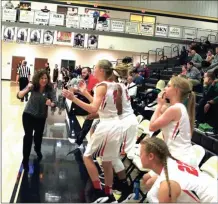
[17,83,33,99]
[158,180,181,203]
[116,84,122,115]
[63,84,106,114]
[149,106,180,132]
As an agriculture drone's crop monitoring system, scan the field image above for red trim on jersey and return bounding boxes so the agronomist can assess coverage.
[172,122,179,139]
[101,96,106,110]
[183,190,200,203]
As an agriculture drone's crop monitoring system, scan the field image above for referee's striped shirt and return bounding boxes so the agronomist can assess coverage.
[17,66,30,78]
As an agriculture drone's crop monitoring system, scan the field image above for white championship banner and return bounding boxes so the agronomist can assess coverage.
[34,11,49,25]
[183,28,197,39]
[3,27,16,42]
[49,13,64,26]
[140,23,154,36]
[66,15,79,28]
[2,9,16,22]
[155,25,168,37]
[29,29,42,44]
[111,20,125,32]
[168,26,181,38]
[16,28,29,43]
[19,10,34,23]
[125,22,138,34]
[80,16,94,29]
[43,30,55,45]
[96,19,110,31]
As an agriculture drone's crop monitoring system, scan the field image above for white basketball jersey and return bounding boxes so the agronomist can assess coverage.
[148,158,217,203]
[162,103,195,166]
[118,83,133,119]
[95,81,118,119]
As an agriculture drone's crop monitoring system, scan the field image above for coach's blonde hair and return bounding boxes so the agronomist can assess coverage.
[141,137,177,199]
[170,76,196,133]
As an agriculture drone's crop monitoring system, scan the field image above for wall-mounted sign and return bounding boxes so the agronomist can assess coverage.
[87,34,98,49]
[43,30,55,45]
[29,29,41,44]
[168,26,181,38]
[183,28,196,39]
[66,15,79,28]
[155,25,168,37]
[49,13,64,26]
[125,22,138,34]
[140,23,154,36]
[3,26,16,41]
[111,20,125,32]
[80,16,94,29]
[96,19,110,31]
[2,9,16,22]
[16,28,29,43]
[34,11,49,25]
[73,33,85,48]
[19,10,34,23]
[56,31,73,45]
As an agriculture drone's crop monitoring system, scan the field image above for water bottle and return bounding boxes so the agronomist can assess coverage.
[133,180,140,200]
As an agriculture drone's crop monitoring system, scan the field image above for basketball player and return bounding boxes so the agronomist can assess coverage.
[62,60,123,202]
[143,76,198,191]
[140,137,217,203]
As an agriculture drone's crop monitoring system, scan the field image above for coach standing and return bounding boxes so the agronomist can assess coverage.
[16,60,31,102]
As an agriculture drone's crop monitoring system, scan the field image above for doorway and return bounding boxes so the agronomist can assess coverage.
[61,60,75,73]
[34,58,48,73]
[11,56,25,81]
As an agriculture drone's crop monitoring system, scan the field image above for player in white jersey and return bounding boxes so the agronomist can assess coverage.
[143,76,198,191]
[140,137,217,203]
[62,60,123,202]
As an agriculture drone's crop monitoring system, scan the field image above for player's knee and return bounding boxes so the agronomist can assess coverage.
[112,159,125,173]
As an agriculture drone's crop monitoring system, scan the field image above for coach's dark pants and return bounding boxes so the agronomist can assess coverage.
[76,119,93,146]
[22,113,46,164]
[19,77,29,101]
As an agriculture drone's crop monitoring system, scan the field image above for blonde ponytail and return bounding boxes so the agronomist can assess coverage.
[187,91,196,133]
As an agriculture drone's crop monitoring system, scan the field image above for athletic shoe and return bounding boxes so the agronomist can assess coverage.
[120,193,135,203]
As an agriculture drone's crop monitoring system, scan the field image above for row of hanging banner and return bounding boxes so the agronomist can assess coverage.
[2,8,198,39]
[2,26,99,49]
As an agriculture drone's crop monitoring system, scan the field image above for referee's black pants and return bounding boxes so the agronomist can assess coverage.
[22,112,46,165]
[19,77,29,101]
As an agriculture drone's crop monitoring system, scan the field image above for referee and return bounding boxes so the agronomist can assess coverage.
[16,60,31,102]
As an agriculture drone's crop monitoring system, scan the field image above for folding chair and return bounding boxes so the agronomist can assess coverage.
[192,144,205,167]
[200,156,218,179]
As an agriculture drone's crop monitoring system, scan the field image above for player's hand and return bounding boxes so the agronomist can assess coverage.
[87,113,98,120]
[157,91,166,106]
[69,87,78,93]
[62,89,75,101]
[78,80,87,94]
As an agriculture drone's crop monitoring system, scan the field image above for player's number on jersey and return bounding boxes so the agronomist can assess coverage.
[176,160,198,176]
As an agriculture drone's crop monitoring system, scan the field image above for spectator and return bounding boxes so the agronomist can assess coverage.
[179,46,188,65]
[196,72,218,130]
[190,49,203,68]
[135,62,141,71]
[186,62,201,86]
[127,75,137,98]
[45,62,50,75]
[202,49,214,67]
[131,69,144,86]
[4,0,14,9]
[53,64,59,83]
[93,10,100,29]
[180,64,187,76]
[41,6,50,12]
[212,47,218,65]
[101,11,110,19]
